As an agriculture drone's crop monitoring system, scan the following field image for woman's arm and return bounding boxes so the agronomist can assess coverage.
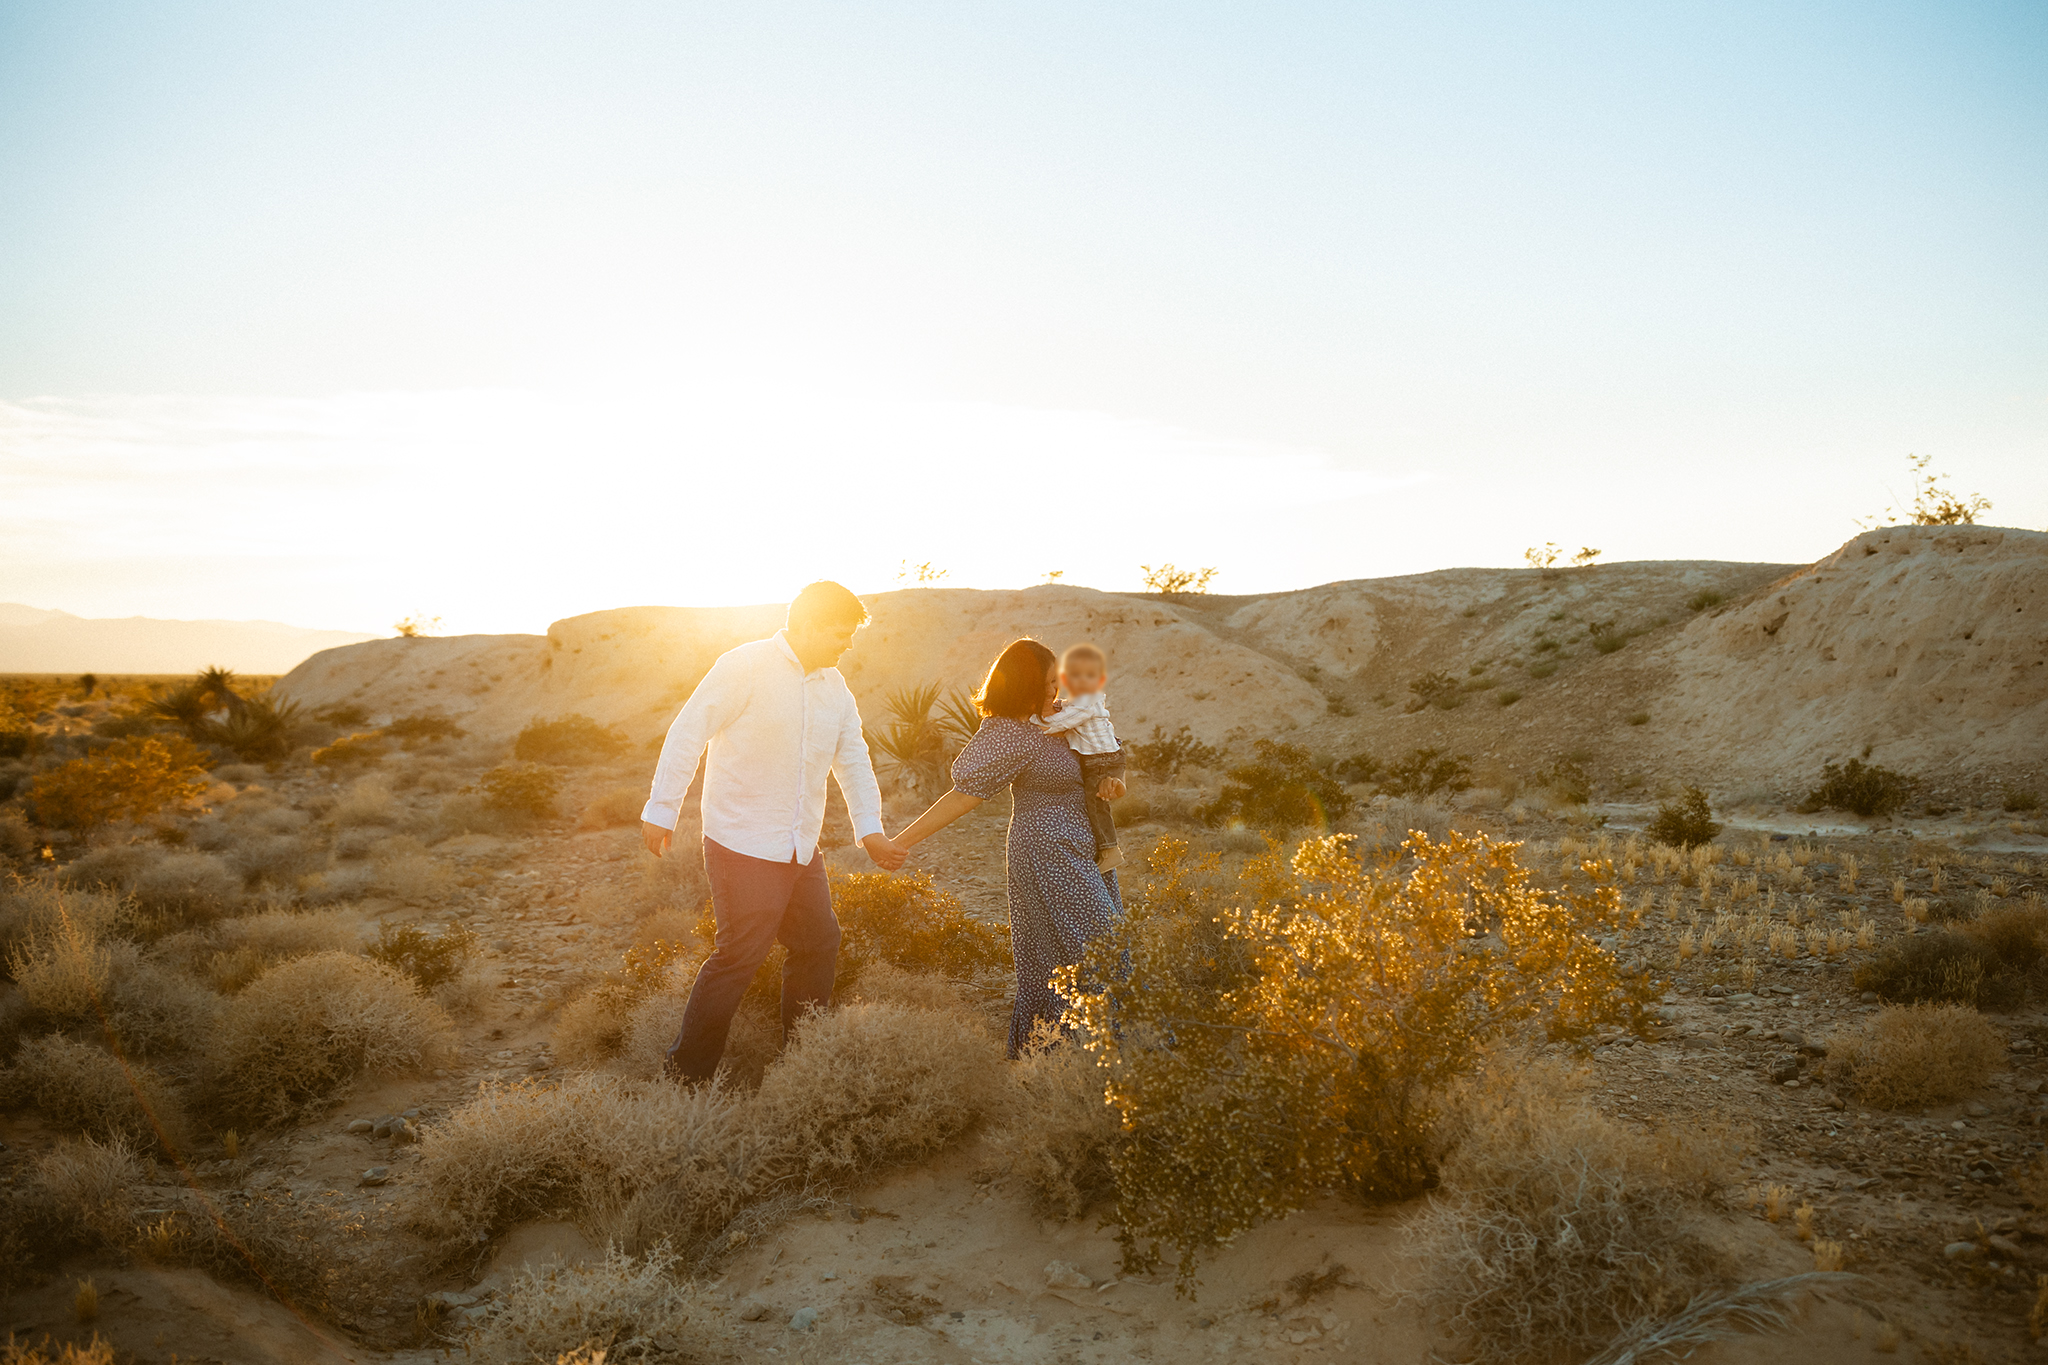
[893,789,985,849]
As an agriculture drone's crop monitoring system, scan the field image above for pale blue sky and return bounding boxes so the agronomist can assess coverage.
[1,2,2042,632]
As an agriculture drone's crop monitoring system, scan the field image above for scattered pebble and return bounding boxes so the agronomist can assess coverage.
[346,1119,373,1134]
[1942,1241,1981,1261]
[360,1167,391,1187]
[1045,1261,1093,1290]
[789,1306,819,1332]
[738,1300,770,1322]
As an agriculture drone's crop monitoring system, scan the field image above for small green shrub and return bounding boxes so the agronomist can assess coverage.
[1800,758,1914,818]
[1408,672,1461,711]
[1587,620,1629,654]
[514,714,630,765]
[1538,758,1591,805]
[1381,747,1472,798]
[2004,788,2042,813]
[367,922,480,992]
[1128,725,1220,779]
[1686,589,1725,612]
[1646,785,1720,848]
[1200,740,1354,831]
[478,762,564,817]
[1852,930,2023,1011]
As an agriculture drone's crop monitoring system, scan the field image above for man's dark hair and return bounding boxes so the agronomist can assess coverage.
[787,581,870,633]
[974,638,1057,720]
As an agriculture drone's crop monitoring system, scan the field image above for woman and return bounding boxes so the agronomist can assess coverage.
[890,638,1127,1057]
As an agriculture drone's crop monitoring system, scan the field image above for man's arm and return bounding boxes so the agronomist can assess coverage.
[832,688,905,870]
[639,650,750,856]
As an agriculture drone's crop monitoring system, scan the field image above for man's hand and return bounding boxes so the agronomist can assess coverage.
[641,821,673,858]
[1097,776,1126,801]
[861,833,908,871]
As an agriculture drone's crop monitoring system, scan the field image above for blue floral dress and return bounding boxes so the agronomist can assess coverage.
[951,716,1125,1057]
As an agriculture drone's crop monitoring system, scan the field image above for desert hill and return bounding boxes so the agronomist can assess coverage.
[275,524,2048,801]
[0,603,375,674]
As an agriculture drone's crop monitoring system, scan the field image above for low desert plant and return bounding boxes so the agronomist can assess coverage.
[1381,747,1475,799]
[1823,1003,2002,1108]
[206,951,454,1126]
[381,713,465,747]
[462,1242,709,1363]
[331,776,400,827]
[309,731,389,769]
[1406,1067,1733,1363]
[1495,689,1522,707]
[987,1028,1119,1220]
[831,870,1008,987]
[577,786,647,830]
[2005,788,2042,813]
[478,763,564,818]
[1200,740,1355,830]
[8,913,214,1052]
[366,921,480,992]
[1852,930,2024,1011]
[0,1034,186,1150]
[514,714,631,766]
[26,737,211,831]
[1128,725,1220,779]
[154,909,360,993]
[1800,759,1914,818]
[34,1135,141,1245]
[0,1335,117,1365]
[1140,564,1217,594]
[1059,832,1653,1288]
[0,883,132,968]
[1646,786,1721,849]
[1685,589,1725,612]
[1409,671,1462,710]
[554,938,701,1066]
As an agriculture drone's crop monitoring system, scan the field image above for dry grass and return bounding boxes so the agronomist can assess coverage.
[34,1136,142,1244]
[577,786,647,831]
[0,1034,187,1150]
[462,1243,712,1363]
[986,1026,1119,1219]
[331,776,400,827]
[8,914,215,1053]
[0,1336,116,1365]
[1824,1004,2002,1108]
[206,951,454,1126]
[154,909,359,993]
[1,883,132,965]
[1405,1066,1734,1364]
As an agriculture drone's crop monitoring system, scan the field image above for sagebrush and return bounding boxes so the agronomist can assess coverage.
[1823,1003,2001,1108]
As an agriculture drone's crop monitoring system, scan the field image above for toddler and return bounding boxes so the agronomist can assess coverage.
[1037,642,1125,871]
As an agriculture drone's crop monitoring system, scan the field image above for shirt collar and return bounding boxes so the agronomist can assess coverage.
[772,629,826,678]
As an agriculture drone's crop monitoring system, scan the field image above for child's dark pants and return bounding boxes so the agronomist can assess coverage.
[1077,747,1126,858]
[663,837,840,1084]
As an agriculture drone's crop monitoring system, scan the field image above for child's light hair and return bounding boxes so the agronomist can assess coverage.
[1061,643,1106,671]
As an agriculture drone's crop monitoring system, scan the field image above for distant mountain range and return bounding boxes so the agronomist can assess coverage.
[0,604,377,675]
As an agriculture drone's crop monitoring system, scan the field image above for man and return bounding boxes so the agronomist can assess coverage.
[641,580,907,1084]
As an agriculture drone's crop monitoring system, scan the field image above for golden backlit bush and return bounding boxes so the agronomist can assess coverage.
[576,785,648,831]
[463,1243,712,1364]
[8,912,214,1053]
[26,736,212,831]
[1058,831,1655,1289]
[207,951,454,1126]
[0,1034,188,1151]
[1824,1003,2003,1108]
[1406,1066,1734,1362]
[0,1334,117,1365]
[830,870,1008,987]
[986,1026,1120,1220]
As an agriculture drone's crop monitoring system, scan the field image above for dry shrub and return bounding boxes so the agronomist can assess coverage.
[331,776,400,827]
[366,921,478,991]
[207,951,453,1126]
[516,714,632,766]
[1,1034,187,1150]
[987,1026,1119,1219]
[61,844,240,921]
[750,1001,994,1187]
[0,882,130,969]
[0,809,39,863]
[310,731,388,769]
[1961,899,2048,979]
[464,1243,710,1363]
[1062,832,1653,1288]
[0,1335,116,1365]
[1824,1004,2002,1108]
[577,786,647,831]
[831,870,1008,987]
[410,1075,750,1251]
[26,737,210,831]
[9,915,214,1053]
[554,939,701,1068]
[479,763,564,819]
[224,834,321,890]
[1406,1067,1733,1363]
[298,863,378,905]
[154,909,360,994]
[34,1136,142,1244]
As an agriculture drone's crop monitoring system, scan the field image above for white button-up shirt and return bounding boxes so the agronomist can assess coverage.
[640,631,885,863]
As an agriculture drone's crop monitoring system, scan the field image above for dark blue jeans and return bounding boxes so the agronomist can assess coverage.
[663,837,841,1083]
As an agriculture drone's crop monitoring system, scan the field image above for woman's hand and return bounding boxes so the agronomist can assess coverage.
[1097,776,1126,801]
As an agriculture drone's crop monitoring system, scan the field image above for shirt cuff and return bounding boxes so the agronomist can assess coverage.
[850,813,885,843]
[640,799,681,831]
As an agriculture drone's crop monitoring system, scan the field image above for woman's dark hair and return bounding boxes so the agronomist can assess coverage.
[974,638,1056,720]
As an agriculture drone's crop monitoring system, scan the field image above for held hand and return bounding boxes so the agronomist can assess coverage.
[640,821,673,858]
[862,832,909,871]
[1097,776,1126,801]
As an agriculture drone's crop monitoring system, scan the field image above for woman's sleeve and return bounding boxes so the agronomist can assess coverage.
[951,722,1027,800]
